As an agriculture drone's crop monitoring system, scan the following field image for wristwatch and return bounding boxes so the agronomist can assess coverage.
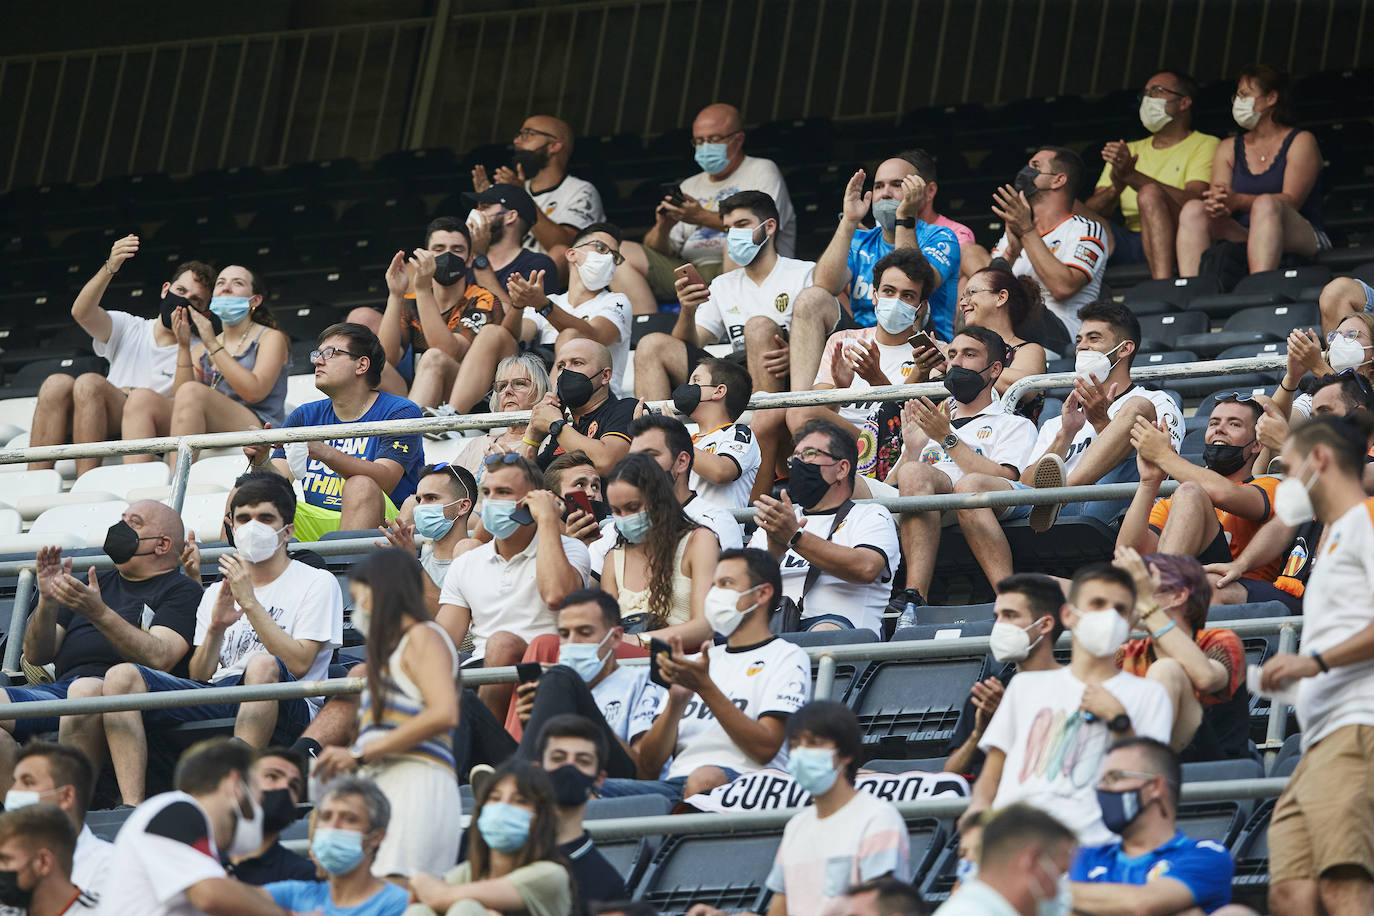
[548,419,567,439]
[894,216,917,229]
[472,254,491,271]
[1106,713,1132,735]
[941,432,959,450]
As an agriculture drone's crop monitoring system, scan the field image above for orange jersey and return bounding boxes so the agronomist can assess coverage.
[1149,476,1281,581]
[403,285,500,349]
[1118,628,1244,706]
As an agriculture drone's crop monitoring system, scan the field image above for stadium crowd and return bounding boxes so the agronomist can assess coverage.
[0,58,1371,916]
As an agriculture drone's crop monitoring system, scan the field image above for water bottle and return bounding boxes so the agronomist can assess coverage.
[896,599,919,629]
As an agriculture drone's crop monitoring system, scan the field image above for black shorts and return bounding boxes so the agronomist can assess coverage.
[1198,523,1234,566]
[1238,577,1304,614]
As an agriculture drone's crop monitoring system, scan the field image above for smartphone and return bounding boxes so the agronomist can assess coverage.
[659,182,685,206]
[565,490,595,518]
[510,504,535,527]
[674,263,705,289]
[907,330,939,352]
[516,662,543,684]
[649,638,673,689]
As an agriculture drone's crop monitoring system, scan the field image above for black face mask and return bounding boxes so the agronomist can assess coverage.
[557,369,596,409]
[671,383,702,416]
[511,145,551,177]
[1203,441,1252,476]
[548,764,598,807]
[260,788,298,835]
[1013,165,1044,196]
[787,458,833,511]
[160,291,192,329]
[433,251,467,287]
[103,520,155,565]
[0,869,32,909]
[944,366,990,404]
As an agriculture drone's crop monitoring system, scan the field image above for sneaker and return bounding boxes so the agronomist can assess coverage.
[468,763,496,796]
[422,404,458,441]
[885,588,926,626]
[1027,453,1066,533]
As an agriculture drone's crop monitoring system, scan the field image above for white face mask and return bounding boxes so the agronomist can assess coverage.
[284,441,310,481]
[989,619,1046,663]
[233,520,285,563]
[704,584,763,637]
[1073,607,1131,658]
[466,208,486,230]
[1232,95,1262,129]
[1033,856,1075,916]
[1139,96,1173,133]
[1274,459,1319,525]
[1074,340,1126,384]
[576,250,617,291]
[228,789,265,857]
[1328,335,1373,373]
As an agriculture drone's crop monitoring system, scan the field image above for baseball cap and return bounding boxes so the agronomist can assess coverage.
[462,184,539,229]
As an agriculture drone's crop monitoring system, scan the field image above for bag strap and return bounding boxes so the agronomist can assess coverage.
[798,499,855,612]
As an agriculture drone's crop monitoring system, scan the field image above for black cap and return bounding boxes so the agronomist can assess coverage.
[462,183,539,230]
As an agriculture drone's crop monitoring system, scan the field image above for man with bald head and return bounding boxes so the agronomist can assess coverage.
[617,102,797,308]
[525,338,637,476]
[0,501,202,790]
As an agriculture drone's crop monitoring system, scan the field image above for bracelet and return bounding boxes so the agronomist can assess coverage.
[210,346,225,356]
[102,262,117,276]
[1151,620,1177,640]
[521,436,541,448]
[1279,379,1298,392]
[1311,650,1329,673]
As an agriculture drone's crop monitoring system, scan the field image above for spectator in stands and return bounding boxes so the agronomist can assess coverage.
[437,455,591,716]
[617,102,796,307]
[464,183,562,297]
[0,804,96,915]
[377,462,477,612]
[448,354,551,481]
[409,761,573,916]
[527,338,637,475]
[943,574,1066,776]
[314,549,461,881]
[599,548,811,801]
[1318,274,1374,337]
[660,356,760,511]
[248,322,426,541]
[27,236,213,476]
[841,877,928,916]
[261,776,408,915]
[102,738,296,915]
[544,450,612,547]
[99,476,343,804]
[5,742,109,900]
[1261,412,1374,915]
[955,267,1051,390]
[506,223,634,397]
[513,591,664,778]
[885,326,1037,612]
[954,301,1183,590]
[535,714,630,912]
[1177,64,1328,277]
[1086,71,1220,278]
[377,217,500,407]
[751,418,898,632]
[991,147,1108,340]
[936,803,1077,916]
[124,265,289,466]
[0,501,201,791]
[626,413,745,549]
[599,453,719,646]
[1070,737,1237,914]
[227,747,317,886]
[1113,549,1247,760]
[960,563,1174,845]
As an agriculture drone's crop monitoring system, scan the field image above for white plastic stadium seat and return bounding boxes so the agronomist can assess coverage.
[18,490,120,521]
[126,483,228,502]
[0,434,77,480]
[71,463,172,499]
[179,491,230,543]
[0,532,86,554]
[30,500,129,547]
[188,455,251,492]
[0,508,20,535]
[0,468,61,497]
[285,374,325,414]
[0,397,37,434]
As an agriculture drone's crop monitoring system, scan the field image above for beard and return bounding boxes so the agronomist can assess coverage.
[511,145,550,176]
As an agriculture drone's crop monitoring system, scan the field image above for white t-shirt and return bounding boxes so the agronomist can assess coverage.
[588,496,742,574]
[102,791,228,916]
[979,665,1173,845]
[420,546,454,587]
[696,257,816,350]
[1029,385,1184,473]
[748,501,900,634]
[766,791,910,916]
[75,823,113,902]
[812,328,919,427]
[439,534,592,659]
[592,663,666,744]
[192,560,343,714]
[1296,498,1374,750]
[661,636,811,778]
[691,423,762,510]
[992,214,1108,339]
[535,290,633,397]
[671,155,798,261]
[92,310,181,395]
[903,398,1038,485]
[525,174,606,253]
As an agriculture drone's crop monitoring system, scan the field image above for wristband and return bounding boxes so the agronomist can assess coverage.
[521,436,541,448]
[1279,379,1298,392]
[894,216,917,229]
[1311,650,1329,673]
[210,346,225,356]
[1151,620,1176,640]
[787,529,804,549]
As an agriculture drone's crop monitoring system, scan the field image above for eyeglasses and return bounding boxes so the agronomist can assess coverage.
[483,453,524,468]
[792,447,840,464]
[573,239,626,266]
[690,131,742,147]
[515,127,559,142]
[1138,86,1185,100]
[310,346,360,363]
[1098,769,1161,789]
[493,377,535,395]
[1327,328,1367,343]
[958,287,998,302]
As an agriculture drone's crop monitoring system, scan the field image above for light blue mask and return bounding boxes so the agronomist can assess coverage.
[871,198,900,233]
[481,499,523,539]
[614,510,651,544]
[478,801,533,852]
[874,297,918,334]
[311,827,366,875]
[726,226,765,266]
[694,142,730,175]
[209,295,252,326]
[414,503,458,540]
[558,630,614,682]
[786,746,839,796]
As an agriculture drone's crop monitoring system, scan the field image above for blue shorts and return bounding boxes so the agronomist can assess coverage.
[397,346,416,385]
[1002,454,1140,525]
[1359,279,1374,312]
[800,614,855,631]
[136,658,310,744]
[1109,222,1146,264]
[596,767,743,801]
[2,678,77,739]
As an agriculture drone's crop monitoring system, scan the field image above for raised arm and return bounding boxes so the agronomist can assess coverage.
[72,235,141,344]
[813,170,867,295]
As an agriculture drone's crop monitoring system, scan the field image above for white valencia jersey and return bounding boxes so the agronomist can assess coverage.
[1029,385,1183,472]
[691,423,761,510]
[905,398,1038,484]
[696,257,816,350]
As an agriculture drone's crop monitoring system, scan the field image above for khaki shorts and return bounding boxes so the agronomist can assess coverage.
[641,245,724,302]
[1269,724,1374,884]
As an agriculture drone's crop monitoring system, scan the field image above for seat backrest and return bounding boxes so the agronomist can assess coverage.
[584,795,674,820]
[1174,801,1244,847]
[782,628,880,649]
[1138,311,1209,344]
[1222,302,1320,334]
[1233,265,1332,296]
[1208,600,1291,622]
[0,469,61,498]
[30,500,129,545]
[1123,276,1217,305]
[852,658,987,752]
[180,491,233,543]
[911,604,995,626]
[905,817,948,886]
[187,455,249,492]
[11,356,107,388]
[1217,340,1288,360]
[893,619,995,642]
[1181,758,1264,783]
[70,463,172,498]
[1138,350,1199,367]
[638,832,779,916]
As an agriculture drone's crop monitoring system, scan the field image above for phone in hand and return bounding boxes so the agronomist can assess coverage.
[907,330,939,353]
[659,182,685,206]
[674,263,705,290]
[565,490,595,518]
[648,638,673,689]
[516,662,543,684]
[510,504,535,527]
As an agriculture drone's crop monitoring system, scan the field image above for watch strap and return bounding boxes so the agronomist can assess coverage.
[894,216,917,229]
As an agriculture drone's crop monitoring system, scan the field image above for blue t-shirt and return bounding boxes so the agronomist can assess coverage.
[267,879,410,915]
[1070,830,1234,914]
[272,392,425,511]
[846,223,960,337]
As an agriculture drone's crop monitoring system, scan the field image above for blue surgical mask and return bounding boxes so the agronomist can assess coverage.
[872,198,900,233]
[694,143,730,175]
[414,502,460,540]
[613,510,651,544]
[1096,786,1144,835]
[726,226,766,266]
[311,827,366,875]
[478,801,533,853]
[481,499,523,539]
[955,858,978,884]
[786,746,840,796]
[558,630,615,682]
[874,297,918,334]
[209,295,252,326]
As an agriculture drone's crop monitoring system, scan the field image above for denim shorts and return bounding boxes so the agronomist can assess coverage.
[136,658,310,744]
[1002,453,1140,525]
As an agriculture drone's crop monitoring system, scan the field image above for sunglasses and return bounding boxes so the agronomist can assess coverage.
[483,453,524,468]
[426,462,472,502]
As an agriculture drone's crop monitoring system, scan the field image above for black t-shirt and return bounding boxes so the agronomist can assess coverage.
[537,396,637,469]
[491,249,561,294]
[48,568,203,680]
[561,833,628,916]
[227,839,319,886]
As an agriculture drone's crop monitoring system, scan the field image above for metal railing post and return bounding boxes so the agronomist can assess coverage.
[813,653,836,701]
[999,356,1286,414]
[1263,623,1299,770]
[406,0,451,149]
[4,569,33,674]
[169,444,193,514]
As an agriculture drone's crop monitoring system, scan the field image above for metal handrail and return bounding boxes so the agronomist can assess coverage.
[999,355,1287,413]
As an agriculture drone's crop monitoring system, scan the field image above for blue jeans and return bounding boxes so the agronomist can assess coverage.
[800,614,854,631]
[597,766,742,801]
[1003,454,1140,525]
[2,678,76,739]
[136,658,310,745]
